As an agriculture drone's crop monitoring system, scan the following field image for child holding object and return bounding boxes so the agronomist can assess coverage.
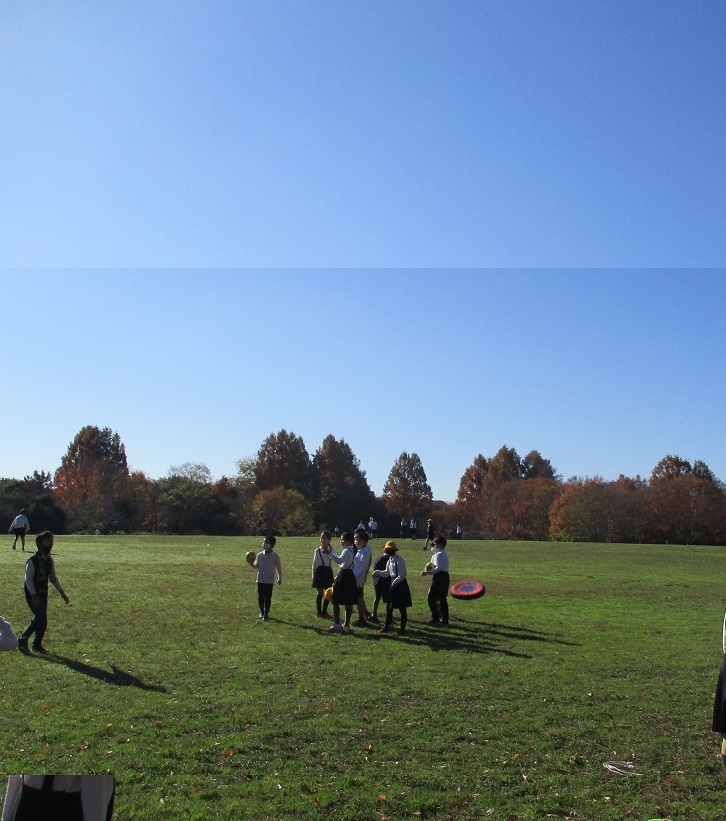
[712,613,726,771]
[253,537,282,621]
[422,535,450,626]
[327,532,358,633]
[311,531,334,619]
[373,541,412,636]
[369,548,391,623]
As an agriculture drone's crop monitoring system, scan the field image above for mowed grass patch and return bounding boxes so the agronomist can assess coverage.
[1,535,725,819]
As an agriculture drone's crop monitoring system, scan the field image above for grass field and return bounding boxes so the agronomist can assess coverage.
[1,535,725,820]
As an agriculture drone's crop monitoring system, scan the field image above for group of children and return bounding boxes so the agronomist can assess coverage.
[251,527,451,637]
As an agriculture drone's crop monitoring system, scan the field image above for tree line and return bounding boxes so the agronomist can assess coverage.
[1,426,724,545]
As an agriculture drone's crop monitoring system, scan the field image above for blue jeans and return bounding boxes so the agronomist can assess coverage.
[21,588,48,646]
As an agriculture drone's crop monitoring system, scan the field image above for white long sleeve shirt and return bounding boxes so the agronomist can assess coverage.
[377,553,408,586]
[426,547,449,574]
[353,544,372,586]
[9,514,29,532]
[311,547,332,573]
[253,550,282,584]
[329,546,355,570]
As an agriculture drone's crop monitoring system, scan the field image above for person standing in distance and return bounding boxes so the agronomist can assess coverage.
[253,536,282,621]
[423,518,435,550]
[18,531,70,655]
[9,510,29,552]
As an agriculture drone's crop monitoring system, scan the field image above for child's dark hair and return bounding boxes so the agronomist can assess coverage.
[265,536,277,547]
[320,531,332,541]
[341,531,354,543]
[354,528,369,542]
[433,535,447,547]
[35,530,54,548]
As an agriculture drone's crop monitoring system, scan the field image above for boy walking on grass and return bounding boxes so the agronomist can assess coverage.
[18,531,71,654]
[253,537,282,621]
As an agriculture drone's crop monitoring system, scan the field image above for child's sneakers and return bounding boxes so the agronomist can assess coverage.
[328,623,343,633]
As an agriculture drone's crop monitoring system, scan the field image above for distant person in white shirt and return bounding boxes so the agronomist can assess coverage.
[9,510,29,552]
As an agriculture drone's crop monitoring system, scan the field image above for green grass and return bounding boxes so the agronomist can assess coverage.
[1,536,725,819]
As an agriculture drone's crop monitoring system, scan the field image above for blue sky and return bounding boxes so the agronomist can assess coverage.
[1,1,724,266]
[1,3,724,501]
[2,270,724,502]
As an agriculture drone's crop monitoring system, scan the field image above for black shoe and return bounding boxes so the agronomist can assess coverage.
[32,644,49,654]
[18,639,30,655]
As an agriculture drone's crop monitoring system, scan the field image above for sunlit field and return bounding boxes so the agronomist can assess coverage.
[1,535,725,820]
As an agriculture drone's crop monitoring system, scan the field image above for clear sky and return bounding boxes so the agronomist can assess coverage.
[1,1,724,267]
[1,4,724,500]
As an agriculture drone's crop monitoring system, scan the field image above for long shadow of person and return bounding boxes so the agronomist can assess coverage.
[37,653,167,692]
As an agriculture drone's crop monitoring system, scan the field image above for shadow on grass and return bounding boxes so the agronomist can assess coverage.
[37,654,167,691]
[274,616,579,658]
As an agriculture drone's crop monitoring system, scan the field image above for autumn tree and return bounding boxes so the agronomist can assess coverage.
[521,450,557,480]
[648,457,724,544]
[123,471,154,533]
[515,478,562,540]
[650,455,692,482]
[252,487,315,536]
[456,446,561,539]
[548,478,619,542]
[312,435,376,531]
[153,470,225,535]
[255,430,314,499]
[476,446,523,538]
[169,462,213,484]
[54,425,130,532]
[382,452,433,520]
[0,477,66,534]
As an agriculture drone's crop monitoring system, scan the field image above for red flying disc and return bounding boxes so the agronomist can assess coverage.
[450,580,485,600]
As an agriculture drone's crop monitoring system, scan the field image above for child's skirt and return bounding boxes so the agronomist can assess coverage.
[388,579,412,609]
[313,565,334,589]
[332,567,359,605]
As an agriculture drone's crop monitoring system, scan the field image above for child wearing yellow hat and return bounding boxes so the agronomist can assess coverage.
[372,541,412,636]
